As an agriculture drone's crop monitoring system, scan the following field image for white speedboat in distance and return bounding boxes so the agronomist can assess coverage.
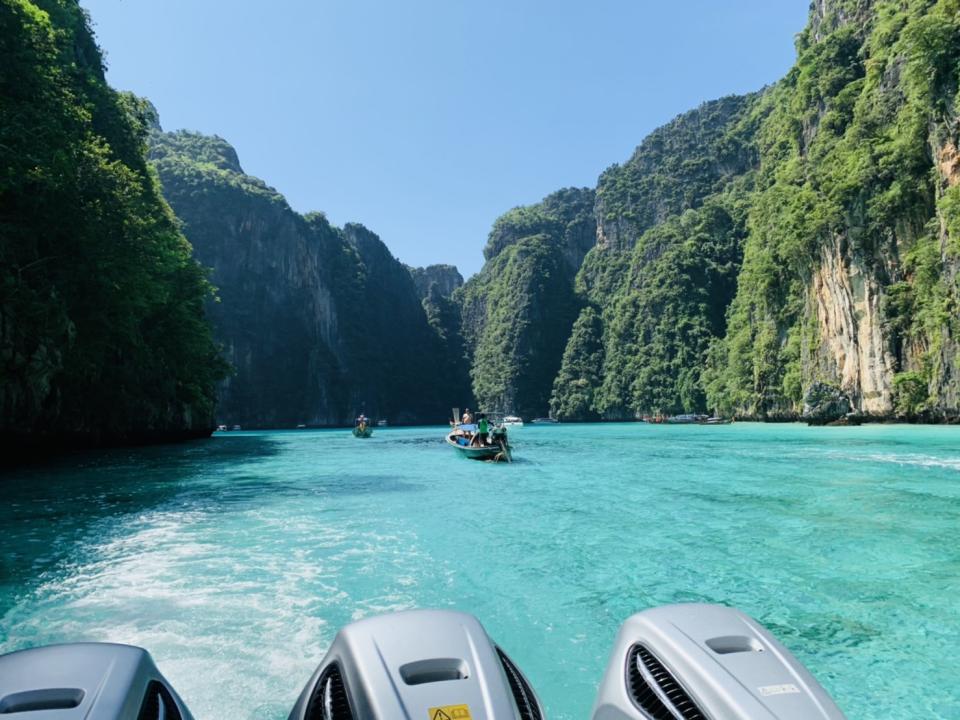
[503,415,523,427]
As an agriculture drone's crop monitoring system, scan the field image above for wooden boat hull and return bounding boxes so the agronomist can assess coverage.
[353,426,373,438]
[446,433,511,462]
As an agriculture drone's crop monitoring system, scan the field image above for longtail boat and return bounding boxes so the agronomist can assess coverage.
[446,408,512,462]
[446,426,511,462]
[352,424,373,438]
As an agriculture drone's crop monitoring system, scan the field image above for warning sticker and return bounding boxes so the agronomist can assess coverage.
[428,705,472,720]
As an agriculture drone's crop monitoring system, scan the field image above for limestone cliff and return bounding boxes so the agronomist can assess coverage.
[408,264,463,299]
[1,1,224,455]
[710,0,960,421]
[150,128,467,426]
[457,188,593,418]
[464,0,960,423]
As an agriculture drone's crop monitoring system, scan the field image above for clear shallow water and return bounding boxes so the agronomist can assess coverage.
[1,423,959,719]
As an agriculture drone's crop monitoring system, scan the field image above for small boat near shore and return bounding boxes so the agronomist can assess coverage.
[503,415,523,427]
[666,413,706,424]
[531,417,558,424]
[700,416,733,425]
[644,413,732,425]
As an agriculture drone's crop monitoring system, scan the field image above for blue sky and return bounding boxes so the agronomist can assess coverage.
[81,0,809,277]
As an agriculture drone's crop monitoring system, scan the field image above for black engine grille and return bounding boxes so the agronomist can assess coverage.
[304,664,354,720]
[626,644,706,720]
[495,647,543,720]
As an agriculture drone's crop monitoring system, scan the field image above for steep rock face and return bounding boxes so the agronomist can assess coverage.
[339,223,466,422]
[707,0,960,420]
[406,265,472,407]
[549,306,604,421]
[466,0,960,423]
[807,235,897,414]
[408,264,463,299]
[551,97,760,420]
[1,0,224,453]
[590,195,749,419]
[150,129,465,426]
[150,131,344,426]
[484,187,596,271]
[457,188,593,417]
[592,94,759,255]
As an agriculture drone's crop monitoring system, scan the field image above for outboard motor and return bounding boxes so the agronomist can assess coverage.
[288,609,544,720]
[591,604,845,720]
[0,643,192,720]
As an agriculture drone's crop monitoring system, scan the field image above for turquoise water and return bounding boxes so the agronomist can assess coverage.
[1,423,959,719]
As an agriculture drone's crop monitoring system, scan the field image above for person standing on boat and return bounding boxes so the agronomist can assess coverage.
[477,414,489,446]
[462,408,473,425]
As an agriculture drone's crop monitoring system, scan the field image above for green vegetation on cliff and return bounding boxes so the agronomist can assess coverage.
[0,0,225,448]
[150,128,469,426]
[592,192,749,418]
[8,0,960,437]
[469,0,960,423]
[549,306,604,420]
[559,93,761,420]
[706,0,960,418]
[458,188,593,418]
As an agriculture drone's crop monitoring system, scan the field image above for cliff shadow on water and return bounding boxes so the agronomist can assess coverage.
[0,434,280,617]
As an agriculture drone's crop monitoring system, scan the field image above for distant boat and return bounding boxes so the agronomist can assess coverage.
[531,417,558,424]
[666,414,699,424]
[296,424,307,429]
[353,424,373,438]
[655,414,731,425]
[502,415,523,427]
[230,424,242,431]
[377,419,388,427]
[217,424,227,432]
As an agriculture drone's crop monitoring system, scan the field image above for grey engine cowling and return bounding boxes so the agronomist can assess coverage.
[0,605,846,720]
[288,609,544,720]
[0,643,192,720]
[591,604,845,720]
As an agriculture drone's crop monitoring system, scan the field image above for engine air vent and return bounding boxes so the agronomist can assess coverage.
[304,664,354,720]
[136,681,182,720]
[495,647,542,720]
[626,644,706,720]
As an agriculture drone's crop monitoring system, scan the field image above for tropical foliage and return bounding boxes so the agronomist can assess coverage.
[1,0,225,448]
[467,0,960,422]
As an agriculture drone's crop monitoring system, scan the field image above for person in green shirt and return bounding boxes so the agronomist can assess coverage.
[477,415,489,446]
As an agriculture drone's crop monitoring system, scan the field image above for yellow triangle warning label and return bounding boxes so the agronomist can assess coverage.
[429,705,471,720]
